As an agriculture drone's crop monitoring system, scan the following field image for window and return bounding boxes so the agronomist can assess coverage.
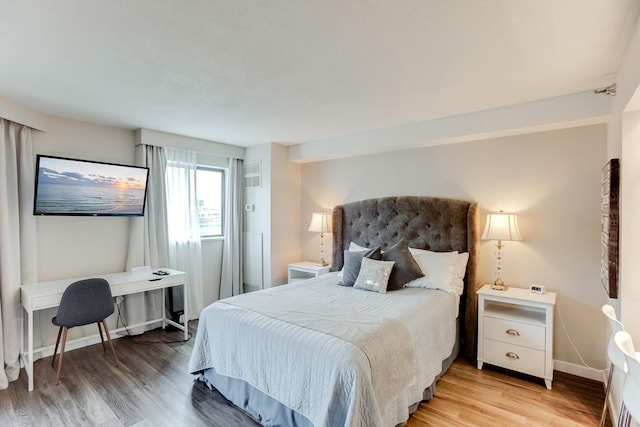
[196,166,225,237]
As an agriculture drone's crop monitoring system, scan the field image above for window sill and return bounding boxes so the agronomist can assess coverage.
[201,236,224,242]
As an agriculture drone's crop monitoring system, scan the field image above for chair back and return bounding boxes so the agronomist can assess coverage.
[615,331,640,421]
[603,304,627,371]
[53,278,114,327]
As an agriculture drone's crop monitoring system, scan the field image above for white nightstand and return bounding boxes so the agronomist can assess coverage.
[287,261,331,284]
[477,284,557,389]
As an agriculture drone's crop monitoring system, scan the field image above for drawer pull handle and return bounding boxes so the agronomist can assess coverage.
[506,329,520,336]
[506,352,520,360]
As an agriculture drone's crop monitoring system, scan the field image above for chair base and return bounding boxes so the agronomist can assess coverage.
[618,402,630,427]
[52,321,119,385]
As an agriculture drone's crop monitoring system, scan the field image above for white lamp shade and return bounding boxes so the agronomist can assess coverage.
[308,212,332,233]
[481,212,521,241]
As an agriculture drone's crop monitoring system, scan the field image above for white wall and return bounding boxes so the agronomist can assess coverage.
[201,238,223,305]
[617,110,640,427]
[244,143,302,288]
[606,16,640,425]
[245,143,272,288]
[301,124,608,375]
[615,16,640,341]
[290,92,609,163]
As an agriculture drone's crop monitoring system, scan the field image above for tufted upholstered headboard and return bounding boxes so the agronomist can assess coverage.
[330,196,479,360]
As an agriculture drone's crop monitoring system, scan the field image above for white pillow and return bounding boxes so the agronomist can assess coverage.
[451,252,469,295]
[408,248,469,295]
[409,247,456,256]
[406,251,457,292]
[408,247,427,255]
[349,242,370,252]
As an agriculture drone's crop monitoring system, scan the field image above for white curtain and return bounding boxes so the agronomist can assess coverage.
[220,158,243,299]
[126,144,170,269]
[0,119,37,389]
[125,144,169,333]
[165,148,204,319]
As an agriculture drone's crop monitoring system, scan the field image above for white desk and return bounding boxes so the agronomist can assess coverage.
[20,268,187,391]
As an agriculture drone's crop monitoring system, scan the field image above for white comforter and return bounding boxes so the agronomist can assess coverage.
[188,273,457,427]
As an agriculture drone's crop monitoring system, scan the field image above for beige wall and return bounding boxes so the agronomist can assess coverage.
[22,112,225,355]
[30,116,139,350]
[33,116,137,281]
[301,124,608,374]
[270,143,302,285]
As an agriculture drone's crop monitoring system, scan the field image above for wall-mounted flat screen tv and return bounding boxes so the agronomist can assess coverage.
[33,155,150,216]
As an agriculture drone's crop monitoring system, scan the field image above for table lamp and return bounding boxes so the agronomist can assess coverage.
[308,212,332,267]
[481,210,521,291]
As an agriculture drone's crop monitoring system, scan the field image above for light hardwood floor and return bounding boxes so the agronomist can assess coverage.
[0,321,609,426]
[408,361,609,427]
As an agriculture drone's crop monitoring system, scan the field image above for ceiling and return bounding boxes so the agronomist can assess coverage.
[0,1,638,148]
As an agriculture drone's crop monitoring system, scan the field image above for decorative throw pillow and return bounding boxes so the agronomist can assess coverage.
[339,247,382,287]
[382,238,425,290]
[353,258,395,294]
[337,242,374,278]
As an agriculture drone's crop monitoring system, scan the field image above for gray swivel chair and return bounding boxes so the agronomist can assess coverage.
[51,278,119,385]
[615,331,640,427]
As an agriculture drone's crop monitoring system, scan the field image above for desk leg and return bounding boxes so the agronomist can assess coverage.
[27,310,34,391]
[20,308,23,365]
[161,288,166,330]
[183,282,188,340]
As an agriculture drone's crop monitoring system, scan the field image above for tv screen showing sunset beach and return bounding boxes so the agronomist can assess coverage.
[33,155,149,216]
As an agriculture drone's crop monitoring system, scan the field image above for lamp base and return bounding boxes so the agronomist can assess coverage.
[315,259,329,267]
[491,278,508,291]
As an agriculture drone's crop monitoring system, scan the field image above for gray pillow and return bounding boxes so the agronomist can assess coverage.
[339,246,382,287]
[382,238,425,290]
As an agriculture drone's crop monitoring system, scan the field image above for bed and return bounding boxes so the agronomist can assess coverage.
[189,196,479,426]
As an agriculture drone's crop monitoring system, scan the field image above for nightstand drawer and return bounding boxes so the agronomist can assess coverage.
[484,316,545,351]
[484,338,545,377]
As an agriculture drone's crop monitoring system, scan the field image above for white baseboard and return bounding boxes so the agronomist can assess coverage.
[35,333,119,361]
[553,359,607,382]
[32,321,163,362]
